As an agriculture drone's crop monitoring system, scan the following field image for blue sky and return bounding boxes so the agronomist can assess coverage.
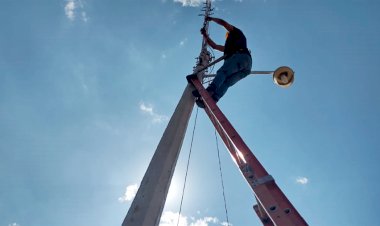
[1,0,380,225]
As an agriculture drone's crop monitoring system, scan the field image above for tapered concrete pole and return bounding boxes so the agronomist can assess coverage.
[123,2,212,224]
[122,84,195,226]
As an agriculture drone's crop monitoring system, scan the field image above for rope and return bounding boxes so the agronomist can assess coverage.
[215,130,230,225]
[176,107,199,226]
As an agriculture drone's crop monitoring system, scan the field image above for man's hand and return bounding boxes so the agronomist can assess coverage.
[200,28,207,37]
[200,27,224,52]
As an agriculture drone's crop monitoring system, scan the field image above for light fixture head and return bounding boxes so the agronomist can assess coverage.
[273,66,295,88]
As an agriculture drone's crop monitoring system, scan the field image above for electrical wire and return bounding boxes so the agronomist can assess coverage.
[176,107,199,226]
[208,46,216,74]
[214,130,230,226]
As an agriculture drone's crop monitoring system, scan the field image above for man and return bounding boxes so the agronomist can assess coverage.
[193,17,252,108]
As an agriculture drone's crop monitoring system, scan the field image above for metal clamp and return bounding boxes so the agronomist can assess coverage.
[251,175,275,188]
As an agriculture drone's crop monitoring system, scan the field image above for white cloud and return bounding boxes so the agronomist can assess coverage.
[140,102,169,123]
[120,189,228,225]
[221,222,232,226]
[140,103,153,114]
[174,0,205,7]
[190,217,219,226]
[64,0,88,22]
[82,11,88,22]
[8,223,20,226]
[65,0,75,20]
[160,211,188,226]
[180,38,188,46]
[296,177,309,185]
[159,211,228,226]
[119,184,139,202]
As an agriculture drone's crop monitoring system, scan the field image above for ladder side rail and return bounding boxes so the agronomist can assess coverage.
[254,181,309,226]
[191,78,268,178]
[204,101,243,165]
[190,77,309,226]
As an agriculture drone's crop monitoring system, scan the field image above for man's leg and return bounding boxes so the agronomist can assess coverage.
[214,71,249,101]
[212,54,252,101]
[191,58,235,100]
[209,57,239,92]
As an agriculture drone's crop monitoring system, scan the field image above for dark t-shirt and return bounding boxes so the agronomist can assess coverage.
[224,26,249,57]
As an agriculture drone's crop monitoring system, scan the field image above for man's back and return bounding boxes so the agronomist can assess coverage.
[224,27,248,57]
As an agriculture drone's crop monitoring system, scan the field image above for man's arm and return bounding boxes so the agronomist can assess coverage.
[205,36,225,52]
[207,17,234,32]
[201,28,224,52]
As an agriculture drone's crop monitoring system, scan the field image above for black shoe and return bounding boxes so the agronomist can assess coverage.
[192,90,201,98]
[195,98,205,108]
[206,84,216,93]
[186,74,197,83]
[211,94,219,102]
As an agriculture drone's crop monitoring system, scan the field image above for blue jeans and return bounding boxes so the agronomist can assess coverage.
[209,53,252,101]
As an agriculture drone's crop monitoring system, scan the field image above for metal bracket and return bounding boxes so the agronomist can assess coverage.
[251,175,275,188]
[204,71,274,78]
[239,164,274,188]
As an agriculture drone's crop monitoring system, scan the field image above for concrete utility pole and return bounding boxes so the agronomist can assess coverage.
[122,1,213,226]
[122,84,195,226]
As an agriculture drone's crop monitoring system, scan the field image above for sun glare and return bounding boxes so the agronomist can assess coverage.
[167,179,180,202]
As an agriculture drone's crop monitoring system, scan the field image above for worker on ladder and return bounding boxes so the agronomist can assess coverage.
[193,17,252,108]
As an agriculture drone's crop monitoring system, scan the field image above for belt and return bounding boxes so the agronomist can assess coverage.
[224,48,251,59]
[235,48,251,55]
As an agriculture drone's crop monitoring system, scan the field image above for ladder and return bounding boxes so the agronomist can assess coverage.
[187,76,308,226]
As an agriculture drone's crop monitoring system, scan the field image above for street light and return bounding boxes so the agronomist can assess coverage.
[204,66,295,88]
[272,66,295,88]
